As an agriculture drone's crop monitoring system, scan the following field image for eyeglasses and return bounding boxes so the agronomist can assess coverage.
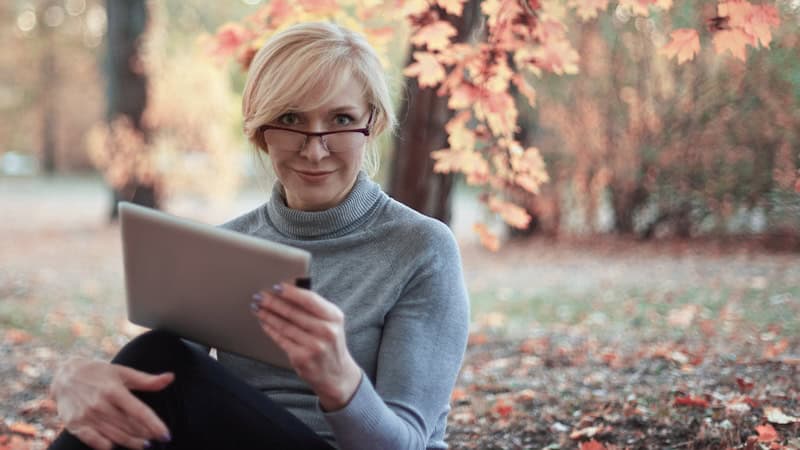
[261,110,374,153]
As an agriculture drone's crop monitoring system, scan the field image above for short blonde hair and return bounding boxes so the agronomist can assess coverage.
[242,22,396,175]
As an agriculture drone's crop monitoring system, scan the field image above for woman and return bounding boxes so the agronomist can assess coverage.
[49,22,469,450]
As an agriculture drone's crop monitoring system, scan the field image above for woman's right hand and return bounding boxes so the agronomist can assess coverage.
[50,357,174,450]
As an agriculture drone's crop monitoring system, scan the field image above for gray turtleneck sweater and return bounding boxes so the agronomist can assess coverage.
[217,172,470,450]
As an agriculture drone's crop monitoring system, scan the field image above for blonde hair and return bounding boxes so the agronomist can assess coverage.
[242,22,396,176]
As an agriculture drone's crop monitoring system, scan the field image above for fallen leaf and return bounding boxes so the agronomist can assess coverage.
[570,425,604,439]
[765,339,789,359]
[580,439,607,450]
[674,395,709,408]
[4,329,32,345]
[765,406,800,424]
[9,422,36,437]
[491,398,514,419]
[756,424,779,442]
[451,387,468,403]
[736,376,755,393]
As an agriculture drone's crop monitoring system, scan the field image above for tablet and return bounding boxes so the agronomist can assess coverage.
[119,202,310,368]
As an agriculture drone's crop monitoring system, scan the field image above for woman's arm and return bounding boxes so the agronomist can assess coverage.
[321,225,470,450]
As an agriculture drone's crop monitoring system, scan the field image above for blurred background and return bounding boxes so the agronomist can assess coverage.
[1,1,799,447]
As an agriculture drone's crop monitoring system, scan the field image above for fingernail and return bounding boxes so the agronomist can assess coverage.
[250,301,260,312]
[271,283,283,293]
[252,292,263,301]
[143,440,151,449]
[161,432,172,443]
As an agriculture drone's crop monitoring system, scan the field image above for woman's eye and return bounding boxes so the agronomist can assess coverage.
[334,114,355,126]
[278,113,300,126]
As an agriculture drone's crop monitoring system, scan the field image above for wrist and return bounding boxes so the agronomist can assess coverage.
[319,358,362,412]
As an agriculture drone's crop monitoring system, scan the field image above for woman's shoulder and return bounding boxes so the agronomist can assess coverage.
[374,196,458,250]
[218,203,268,234]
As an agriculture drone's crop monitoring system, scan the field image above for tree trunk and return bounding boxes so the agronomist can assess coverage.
[105,0,157,219]
[388,0,482,224]
[40,1,57,174]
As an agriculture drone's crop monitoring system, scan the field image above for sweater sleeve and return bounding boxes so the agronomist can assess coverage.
[321,223,470,450]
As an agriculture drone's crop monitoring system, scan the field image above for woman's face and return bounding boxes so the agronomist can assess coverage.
[264,77,370,211]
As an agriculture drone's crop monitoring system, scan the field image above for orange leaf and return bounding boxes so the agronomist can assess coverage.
[580,439,608,450]
[296,0,338,14]
[4,329,32,345]
[530,38,580,75]
[569,0,609,21]
[744,4,781,48]
[765,338,789,359]
[756,424,779,442]
[661,29,700,64]
[674,395,709,408]
[436,0,467,16]
[9,422,36,437]
[491,398,514,418]
[487,196,531,229]
[211,23,254,58]
[404,52,446,88]
[713,29,750,61]
[473,223,500,252]
[411,21,458,52]
[511,74,537,108]
[619,0,658,16]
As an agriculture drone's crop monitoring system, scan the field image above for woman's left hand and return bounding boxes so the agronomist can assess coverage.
[251,282,362,411]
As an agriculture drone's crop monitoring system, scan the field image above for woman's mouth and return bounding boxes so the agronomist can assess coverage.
[295,170,333,182]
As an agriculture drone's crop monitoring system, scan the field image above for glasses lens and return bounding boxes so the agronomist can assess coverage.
[263,129,305,152]
[325,131,366,153]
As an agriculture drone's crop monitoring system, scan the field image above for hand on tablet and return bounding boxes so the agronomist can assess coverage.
[51,357,173,449]
[251,282,362,411]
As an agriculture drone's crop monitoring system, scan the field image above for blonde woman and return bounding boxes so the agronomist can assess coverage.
[49,22,469,450]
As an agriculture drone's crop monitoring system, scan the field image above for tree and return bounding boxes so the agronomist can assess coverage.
[105,0,157,218]
[211,0,789,248]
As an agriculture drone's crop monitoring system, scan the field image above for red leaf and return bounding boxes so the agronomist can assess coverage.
[736,377,755,393]
[674,395,709,408]
[491,398,514,418]
[9,422,36,437]
[580,439,607,450]
[756,424,779,442]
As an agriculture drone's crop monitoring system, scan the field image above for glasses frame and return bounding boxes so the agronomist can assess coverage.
[260,109,375,153]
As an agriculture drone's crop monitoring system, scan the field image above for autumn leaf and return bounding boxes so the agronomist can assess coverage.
[756,424,779,442]
[487,196,532,229]
[411,21,458,52]
[9,422,37,437]
[661,29,700,64]
[744,4,781,48]
[296,0,338,14]
[511,74,537,108]
[4,328,32,345]
[569,0,609,21]
[491,398,514,418]
[211,23,254,58]
[619,0,657,16]
[530,38,580,75]
[764,338,789,359]
[436,0,467,16]
[404,52,446,88]
[580,439,608,450]
[570,425,606,439]
[473,223,500,251]
[713,29,750,61]
[765,406,800,424]
[673,395,709,408]
[473,91,518,138]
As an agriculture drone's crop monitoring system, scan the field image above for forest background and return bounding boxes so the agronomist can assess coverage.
[1,0,799,449]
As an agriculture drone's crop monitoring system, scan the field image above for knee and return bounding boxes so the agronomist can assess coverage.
[112,329,194,374]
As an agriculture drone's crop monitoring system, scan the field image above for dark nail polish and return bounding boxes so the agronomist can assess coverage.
[161,432,172,443]
[143,440,151,449]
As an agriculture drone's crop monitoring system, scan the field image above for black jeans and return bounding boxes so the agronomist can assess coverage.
[49,330,335,450]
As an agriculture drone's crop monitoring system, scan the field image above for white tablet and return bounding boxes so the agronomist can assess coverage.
[119,202,310,368]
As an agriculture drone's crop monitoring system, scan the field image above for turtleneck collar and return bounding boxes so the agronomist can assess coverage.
[265,171,383,239]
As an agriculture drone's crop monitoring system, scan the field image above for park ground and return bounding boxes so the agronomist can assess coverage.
[1,175,799,449]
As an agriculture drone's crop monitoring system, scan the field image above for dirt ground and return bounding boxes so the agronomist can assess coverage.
[1,175,799,449]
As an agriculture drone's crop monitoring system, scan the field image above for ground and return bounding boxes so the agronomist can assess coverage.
[0,175,798,449]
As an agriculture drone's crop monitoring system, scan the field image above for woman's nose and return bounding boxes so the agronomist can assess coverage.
[300,135,329,161]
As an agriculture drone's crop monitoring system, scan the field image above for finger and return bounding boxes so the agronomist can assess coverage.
[259,309,324,353]
[93,419,151,450]
[109,388,171,441]
[266,283,342,322]
[257,293,332,338]
[116,366,175,392]
[71,425,114,450]
[93,399,152,441]
[258,314,307,353]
